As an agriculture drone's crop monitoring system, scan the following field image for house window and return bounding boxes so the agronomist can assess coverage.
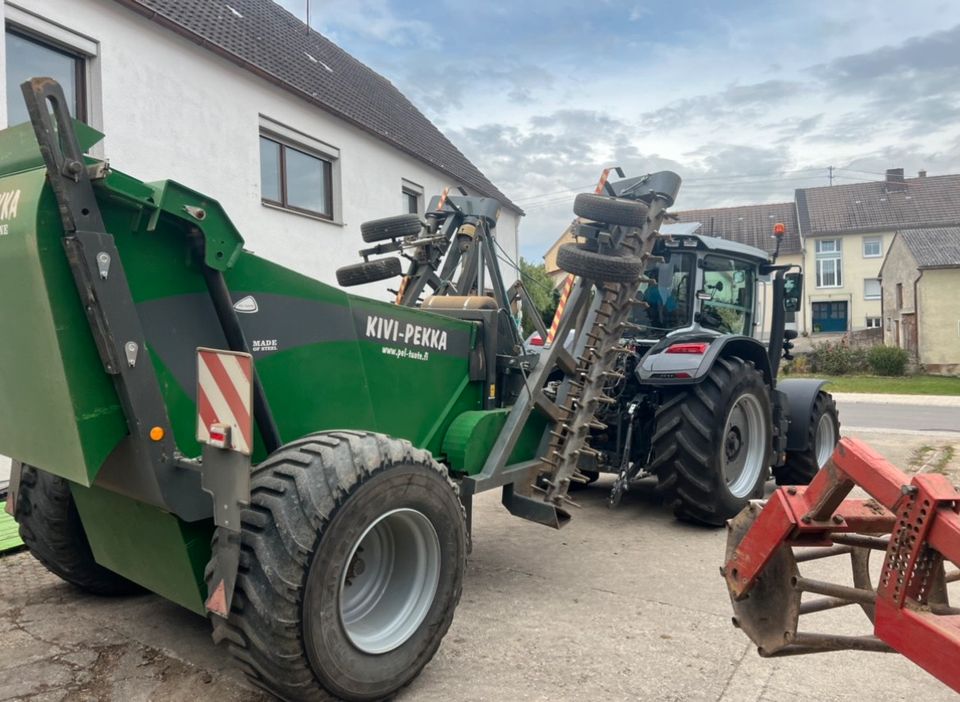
[864,278,881,300]
[862,237,882,258]
[895,283,903,310]
[401,179,423,215]
[866,317,881,329]
[402,189,419,214]
[5,28,86,125]
[815,239,842,288]
[259,135,334,219]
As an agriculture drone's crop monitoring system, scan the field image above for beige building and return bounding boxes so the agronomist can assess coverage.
[879,227,960,375]
[795,170,960,335]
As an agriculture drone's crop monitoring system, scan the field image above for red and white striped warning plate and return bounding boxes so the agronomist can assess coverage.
[196,348,254,455]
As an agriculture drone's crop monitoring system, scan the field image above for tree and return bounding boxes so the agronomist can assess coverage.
[518,258,559,336]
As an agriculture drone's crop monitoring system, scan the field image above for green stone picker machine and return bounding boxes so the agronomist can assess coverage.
[1,78,677,701]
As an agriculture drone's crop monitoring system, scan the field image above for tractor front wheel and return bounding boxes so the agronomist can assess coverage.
[651,357,772,526]
[210,431,466,702]
[774,391,840,486]
[15,465,142,596]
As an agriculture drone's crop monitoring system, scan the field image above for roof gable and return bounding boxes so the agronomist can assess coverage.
[671,201,800,255]
[112,0,520,212]
[796,174,960,236]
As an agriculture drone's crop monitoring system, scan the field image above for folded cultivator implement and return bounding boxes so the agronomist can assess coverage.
[723,437,960,693]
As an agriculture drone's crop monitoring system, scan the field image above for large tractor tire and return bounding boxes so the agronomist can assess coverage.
[773,391,840,486]
[336,257,402,287]
[210,431,467,702]
[651,357,772,526]
[573,193,650,228]
[360,214,422,243]
[15,465,142,596]
[557,243,643,283]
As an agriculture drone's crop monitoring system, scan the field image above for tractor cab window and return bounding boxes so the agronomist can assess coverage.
[628,252,695,338]
[699,255,755,335]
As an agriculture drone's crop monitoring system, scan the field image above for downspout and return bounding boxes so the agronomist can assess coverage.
[914,269,924,365]
[793,203,807,335]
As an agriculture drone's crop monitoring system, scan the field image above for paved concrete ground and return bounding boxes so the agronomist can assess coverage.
[2,425,957,701]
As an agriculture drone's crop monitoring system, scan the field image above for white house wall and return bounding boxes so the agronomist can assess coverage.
[1,0,520,298]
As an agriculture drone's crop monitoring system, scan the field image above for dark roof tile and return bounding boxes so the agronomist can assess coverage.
[672,201,800,255]
[111,0,521,212]
[795,174,960,236]
[898,226,960,269]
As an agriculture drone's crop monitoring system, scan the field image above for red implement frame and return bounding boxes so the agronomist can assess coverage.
[723,437,960,692]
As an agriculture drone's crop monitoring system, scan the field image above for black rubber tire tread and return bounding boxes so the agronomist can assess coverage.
[360,214,422,243]
[336,257,402,287]
[208,431,466,702]
[15,465,143,596]
[573,193,650,228]
[650,356,772,526]
[557,243,644,283]
[773,391,840,486]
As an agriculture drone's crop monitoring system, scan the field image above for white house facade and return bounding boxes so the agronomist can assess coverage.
[0,0,522,293]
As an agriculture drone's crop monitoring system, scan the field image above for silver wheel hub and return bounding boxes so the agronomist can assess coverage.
[339,508,441,655]
[814,412,837,468]
[722,393,767,498]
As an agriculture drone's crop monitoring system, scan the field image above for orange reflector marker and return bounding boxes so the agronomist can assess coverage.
[149,426,165,441]
[773,222,785,236]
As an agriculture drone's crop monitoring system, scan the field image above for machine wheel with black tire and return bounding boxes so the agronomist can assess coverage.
[651,356,772,526]
[773,391,840,486]
[209,431,467,702]
[360,214,422,243]
[557,243,644,283]
[573,193,650,228]
[336,257,402,287]
[15,465,142,596]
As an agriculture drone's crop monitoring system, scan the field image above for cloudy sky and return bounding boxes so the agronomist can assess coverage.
[274,0,960,260]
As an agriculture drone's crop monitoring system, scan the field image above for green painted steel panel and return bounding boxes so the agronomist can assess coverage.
[0,504,24,553]
[0,170,126,485]
[443,409,547,475]
[70,483,210,614]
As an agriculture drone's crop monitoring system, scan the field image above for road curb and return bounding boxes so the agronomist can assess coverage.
[831,392,960,407]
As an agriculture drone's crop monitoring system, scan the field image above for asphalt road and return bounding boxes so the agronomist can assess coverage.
[835,398,960,433]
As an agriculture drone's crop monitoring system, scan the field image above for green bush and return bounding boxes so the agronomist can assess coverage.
[810,342,867,375]
[867,345,909,376]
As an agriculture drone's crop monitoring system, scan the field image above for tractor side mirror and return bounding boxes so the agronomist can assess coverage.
[783,272,802,312]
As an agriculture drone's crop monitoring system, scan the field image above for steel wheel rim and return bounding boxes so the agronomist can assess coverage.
[723,393,767,498]
[339,508,441,654]
[814,412,837,468]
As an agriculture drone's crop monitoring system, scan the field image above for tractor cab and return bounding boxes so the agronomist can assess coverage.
[625,233,771,345]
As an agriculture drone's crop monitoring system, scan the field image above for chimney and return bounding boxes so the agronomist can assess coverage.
[884,167,906,192]
[918,169,927,178]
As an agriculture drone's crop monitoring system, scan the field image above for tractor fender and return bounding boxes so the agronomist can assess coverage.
[776,378,829,451]
[636,333,774,387]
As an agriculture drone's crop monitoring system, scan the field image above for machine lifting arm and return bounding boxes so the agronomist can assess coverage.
[722,436,960,693]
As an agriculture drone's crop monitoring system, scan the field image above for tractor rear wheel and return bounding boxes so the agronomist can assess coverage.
[651,357,772,526]
[774,391,839,486]
[210,431,466,702]
[15,465,142,596]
